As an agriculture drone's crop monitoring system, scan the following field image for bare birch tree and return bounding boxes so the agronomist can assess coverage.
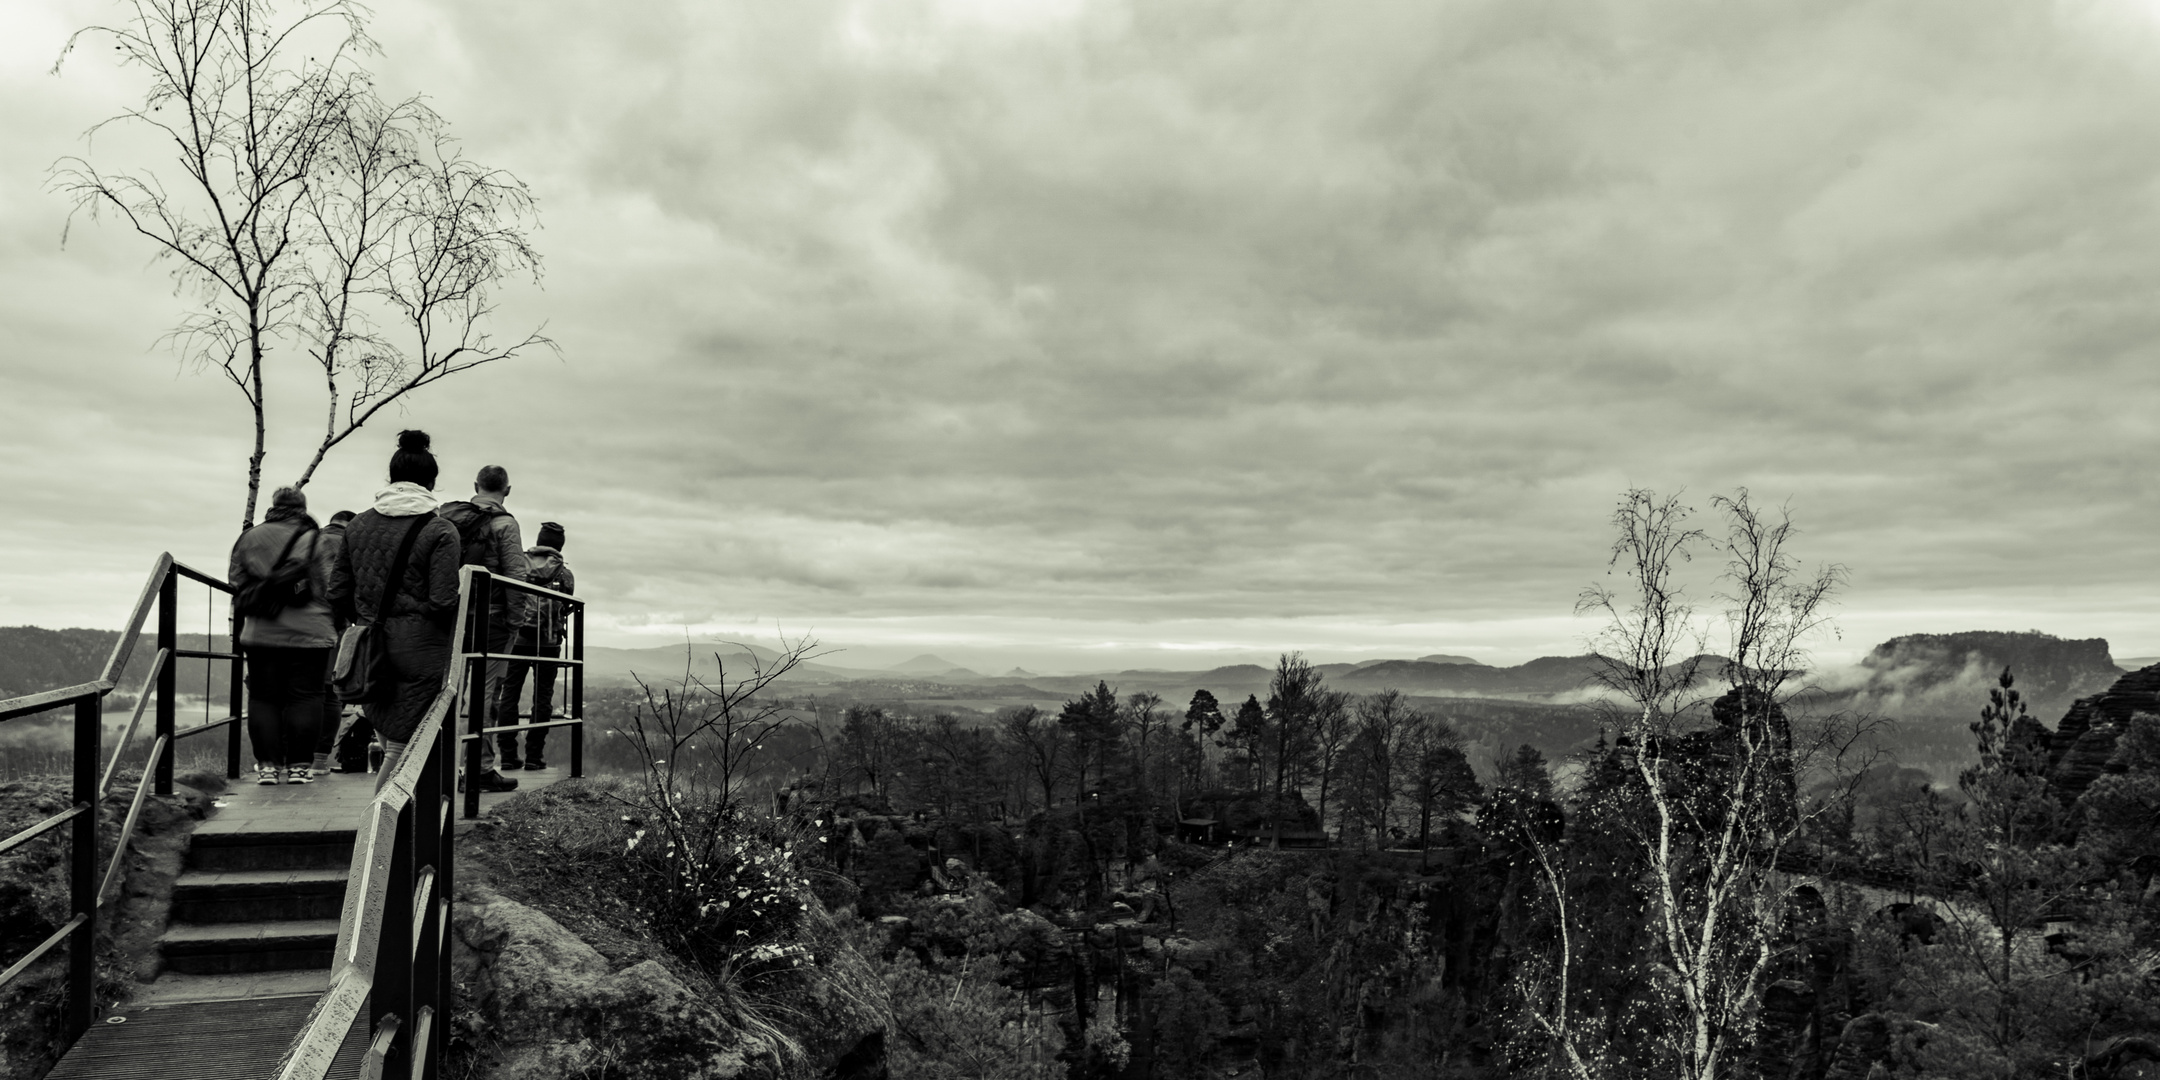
[52,0,548,528]
[1516,489,1859,1080]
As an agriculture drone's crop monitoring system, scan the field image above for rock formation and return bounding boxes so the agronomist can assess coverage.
[451,884,783,1080]
[2048,663,2160,804]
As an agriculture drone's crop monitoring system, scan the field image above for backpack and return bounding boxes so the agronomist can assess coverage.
[235,522,318,619]
[441,501,508,568]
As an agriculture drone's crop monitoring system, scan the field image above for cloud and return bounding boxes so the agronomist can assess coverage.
[4,0,2160,666]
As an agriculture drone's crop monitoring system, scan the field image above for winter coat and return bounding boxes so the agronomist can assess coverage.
[229,513,336,649]
[328,484,462,627]
[327,484,462,745]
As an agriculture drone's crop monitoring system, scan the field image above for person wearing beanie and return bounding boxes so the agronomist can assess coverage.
[496,521,574,771]
[326,430,463,791]
[229,485,334,784]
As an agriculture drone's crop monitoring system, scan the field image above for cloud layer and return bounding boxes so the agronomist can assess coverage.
[5,0,2160,669]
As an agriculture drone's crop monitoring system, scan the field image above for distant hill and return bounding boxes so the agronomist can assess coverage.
[1334,655,1603,697]
[1416,654,1484,666]
[580,642,867,688]
[0,626,232,704]
[889,654,963,674]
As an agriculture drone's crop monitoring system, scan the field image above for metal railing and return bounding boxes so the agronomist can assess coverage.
[0,553,245,1046]
[277,564,586,1080]
[457,568,586,818]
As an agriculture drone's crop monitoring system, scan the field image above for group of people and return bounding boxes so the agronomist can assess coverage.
[225,429,577,792]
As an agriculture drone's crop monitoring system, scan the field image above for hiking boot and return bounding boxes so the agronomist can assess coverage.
[459,771,519,794]
[256,764,281,786]
[287,765,314,785]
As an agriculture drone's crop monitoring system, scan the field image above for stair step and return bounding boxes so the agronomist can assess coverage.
[160,919,340,975]
[187,828,357,872]
[171,869,349,924]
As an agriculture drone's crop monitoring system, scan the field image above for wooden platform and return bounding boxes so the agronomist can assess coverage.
[45,994,367,1080]
[46,763,569,1078]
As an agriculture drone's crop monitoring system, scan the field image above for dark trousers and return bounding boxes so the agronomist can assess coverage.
[495,628,559,765]
[244,645,330,767]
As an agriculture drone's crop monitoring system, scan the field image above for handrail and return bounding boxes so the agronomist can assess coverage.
[96,552,173,688]
[98,735,168,907]
[0,550,247,1053]
[99,649,170,798]
[0,682,109,723]
[0,915,89,989]
[485,576,575,603]
[167,558,231,591]
[0,804,88,857]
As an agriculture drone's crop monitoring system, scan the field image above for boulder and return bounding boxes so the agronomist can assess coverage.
[451,885,771,1080]
[1823,1012,1933,1080]
[2084,1035,2160,1080]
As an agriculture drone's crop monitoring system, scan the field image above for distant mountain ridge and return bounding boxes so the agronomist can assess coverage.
[0,626,232,702]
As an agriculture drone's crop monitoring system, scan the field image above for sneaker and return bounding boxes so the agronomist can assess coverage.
[311,752,331,774]
[256,764,281,786]
[287,765,314,785]
[522,759,547,771]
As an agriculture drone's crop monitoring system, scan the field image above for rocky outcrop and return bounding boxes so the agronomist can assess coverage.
[1822,1012,1933,1080]
[2049,665,2160,803]
[2082,1034,2160,1080]
[1860,632,2120,711]
[451,884,777,1080]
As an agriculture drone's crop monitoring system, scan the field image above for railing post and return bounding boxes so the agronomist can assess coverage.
[227,603,245,782]
[463,570,491,820]
[374,800,416,1079]
[155,568,177,797]
[69,695,99,1038]
[432,715,454,1080]
[569,601,584,780]
[410,725,445,1080]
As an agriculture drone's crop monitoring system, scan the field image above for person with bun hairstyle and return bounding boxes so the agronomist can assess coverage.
[327,430,463,788]
[228,486,335,784]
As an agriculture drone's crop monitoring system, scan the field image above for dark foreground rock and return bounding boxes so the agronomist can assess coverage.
[451,883,780,1080]
[1823,1012,1934,1080]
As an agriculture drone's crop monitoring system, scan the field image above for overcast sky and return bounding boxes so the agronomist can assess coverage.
[4,0,2159,673]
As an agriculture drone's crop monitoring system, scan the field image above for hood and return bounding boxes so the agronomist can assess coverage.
[372,482,440,517]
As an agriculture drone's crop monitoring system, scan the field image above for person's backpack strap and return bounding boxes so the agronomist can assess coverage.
[374,515,432,623]
[265,520,311,581]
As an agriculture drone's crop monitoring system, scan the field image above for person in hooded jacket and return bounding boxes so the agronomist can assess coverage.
[229,486,335,784]
[310,509,361,774]
[327,430,462,789]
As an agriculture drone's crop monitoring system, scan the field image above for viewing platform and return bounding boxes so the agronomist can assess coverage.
[2,556,588,1079]
[46,766,565,1079]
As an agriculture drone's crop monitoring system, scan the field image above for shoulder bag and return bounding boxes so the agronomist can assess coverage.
[334,515,431,704]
